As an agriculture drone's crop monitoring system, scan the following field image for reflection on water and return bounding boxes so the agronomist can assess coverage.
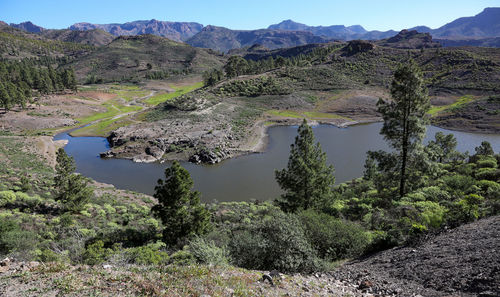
[54,123,500,202]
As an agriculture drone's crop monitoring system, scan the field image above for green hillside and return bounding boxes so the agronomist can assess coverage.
[68,34,225,82]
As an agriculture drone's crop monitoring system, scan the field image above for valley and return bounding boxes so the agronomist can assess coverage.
[1,5,499,296]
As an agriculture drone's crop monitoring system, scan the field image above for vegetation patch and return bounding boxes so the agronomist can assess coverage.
[428,95,475,115]
[144,81,203,106]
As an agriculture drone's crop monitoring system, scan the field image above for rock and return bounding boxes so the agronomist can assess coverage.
[358,280,373,290]
[0,257,10,273]
[145,146,164,159]
[262,274,274,286]
[132,155,157,163]
[99,151,116,158]
[28,261,40,268]
[102,264,113,269]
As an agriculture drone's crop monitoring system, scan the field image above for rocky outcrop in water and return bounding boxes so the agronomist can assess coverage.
[104,119,235,164]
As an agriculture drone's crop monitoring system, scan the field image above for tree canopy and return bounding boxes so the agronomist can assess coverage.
[275,119,335,212]
[376,60,430,197]
[152,161,211,245]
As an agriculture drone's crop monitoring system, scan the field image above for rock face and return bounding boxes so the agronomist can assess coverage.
[70,19,204,42]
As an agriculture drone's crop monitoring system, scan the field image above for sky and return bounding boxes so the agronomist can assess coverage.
[1,0,499,31]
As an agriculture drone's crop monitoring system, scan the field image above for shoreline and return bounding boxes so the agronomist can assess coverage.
[55,116,499,166]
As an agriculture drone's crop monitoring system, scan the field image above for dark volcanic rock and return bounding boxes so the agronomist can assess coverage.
[333,216,500,297]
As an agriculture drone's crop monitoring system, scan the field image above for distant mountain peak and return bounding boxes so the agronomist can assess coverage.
[69,20,204,42]
[10,21,45,33]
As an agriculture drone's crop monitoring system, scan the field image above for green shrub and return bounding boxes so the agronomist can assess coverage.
[446,194,485,226]
[476,157,497,169]
[189,236,230,266]
[0,190,16,206]
[123,242,169,265]
[37,248,69,263]
[83,240,113,265]
[475,168,499,181]
[298,210,370,261]
[169,249,195,266]
[229,210,322,272]
[412,201,446,228]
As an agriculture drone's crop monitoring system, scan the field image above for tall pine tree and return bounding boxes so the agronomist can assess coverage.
[377,60,430,197]
[275,119,335,212]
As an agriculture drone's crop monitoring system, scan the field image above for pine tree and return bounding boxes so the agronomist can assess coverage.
[54,148,92,211]
[377,60,430,197]
[152,161,211,245]
[275,119,335,212]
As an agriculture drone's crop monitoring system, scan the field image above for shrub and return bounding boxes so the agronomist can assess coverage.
[169,249,195,266]
[0,190,16,206]
[123,242,169,265]
[475,168,499,181]
[476,157,497,169]
[298,210,370,261]
[83,240,113,265]
[189,236,230,266]
[229,210,322,272]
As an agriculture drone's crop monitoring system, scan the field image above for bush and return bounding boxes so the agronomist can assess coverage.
[83,240,113,265]
[476,157,497,169]
[475,168,499,181]
[229,210,322,272]
[169,249,195,266]
[298,210,370,261]
[0,190,16,206]
[189,236,230,266]
[123,242,169,265]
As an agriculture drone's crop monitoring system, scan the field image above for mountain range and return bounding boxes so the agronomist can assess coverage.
[6,7,500,51]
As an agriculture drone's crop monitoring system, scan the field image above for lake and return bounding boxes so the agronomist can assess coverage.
[54,123,500,202]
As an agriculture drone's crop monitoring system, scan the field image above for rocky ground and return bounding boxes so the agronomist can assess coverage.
[1,216,497,296]
[332,216,500,297]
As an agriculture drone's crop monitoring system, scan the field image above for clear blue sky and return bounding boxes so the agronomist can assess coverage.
[1,0,499,31]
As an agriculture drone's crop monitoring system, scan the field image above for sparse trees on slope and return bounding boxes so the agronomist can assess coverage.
[377,61,430,197]
[275,119,335,212]
[152,161,211,245]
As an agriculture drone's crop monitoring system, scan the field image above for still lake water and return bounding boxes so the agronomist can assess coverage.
[54,123,500,202]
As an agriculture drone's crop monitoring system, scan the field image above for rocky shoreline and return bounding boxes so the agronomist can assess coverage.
[99,117,368,165]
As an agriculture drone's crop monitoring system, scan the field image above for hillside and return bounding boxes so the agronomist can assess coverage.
[0,25,94,59]
[40,29,114,46]
[433,7,500,38]
[268,19,368,39]
[70,19,203,42]
[333,216,500,296]
[102,41,500,164]
[186,25,330,52]
[9,21,45,33]
[377,29,441,49]
[68,34,225,82]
